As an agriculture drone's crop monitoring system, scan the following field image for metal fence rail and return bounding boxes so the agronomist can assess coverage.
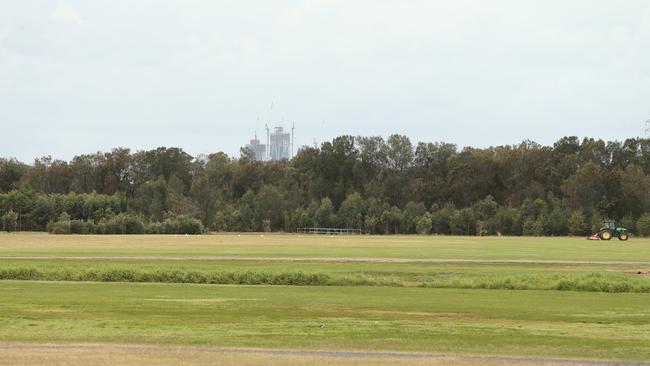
[296,228,362,235]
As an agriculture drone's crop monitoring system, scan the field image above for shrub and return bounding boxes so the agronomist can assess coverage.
[175,215,204,234]
[99,213,145,234]
[69,219,96,234]
[161,215,204,234]
[47,212,72,234]
[1,267,649,294]
[0,268,331,286]
[145,222,162,234]
[49,213,145,235]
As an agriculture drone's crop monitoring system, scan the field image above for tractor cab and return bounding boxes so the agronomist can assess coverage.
[602,221,617,230]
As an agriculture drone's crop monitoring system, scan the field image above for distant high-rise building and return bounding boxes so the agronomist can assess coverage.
[269,126,292,161]
[245,124,294,161]
[246,132,266,161]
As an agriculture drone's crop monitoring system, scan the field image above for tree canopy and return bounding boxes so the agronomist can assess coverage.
[2,135,650,235]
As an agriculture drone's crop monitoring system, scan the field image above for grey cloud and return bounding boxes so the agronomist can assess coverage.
[1,0,649,161]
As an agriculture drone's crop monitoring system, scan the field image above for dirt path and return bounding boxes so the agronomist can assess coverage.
[2,256,650,265]
[0,343,648,366]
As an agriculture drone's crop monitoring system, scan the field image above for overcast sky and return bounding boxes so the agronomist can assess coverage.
[1,1,649,162]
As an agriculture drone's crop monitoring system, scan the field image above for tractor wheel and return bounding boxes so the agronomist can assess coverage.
[619,233,629,241]
[600,230,613,240]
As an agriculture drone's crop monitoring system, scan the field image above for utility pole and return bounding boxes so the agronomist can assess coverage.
[645,120,650,137]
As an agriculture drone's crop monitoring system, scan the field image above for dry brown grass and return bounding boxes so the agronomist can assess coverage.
[0,344,623,366]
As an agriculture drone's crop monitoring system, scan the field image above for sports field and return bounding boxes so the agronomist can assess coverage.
[1,233,649,365]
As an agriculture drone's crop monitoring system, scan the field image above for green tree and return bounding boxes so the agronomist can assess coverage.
[364,215,380,234]
[448,149,497,208]
[475,195,498,235]
[2,210,18,232]
[561,162,608,218]
[617,164,650,218]
[415,213,433,235]
[381,206,402,234]
[449,208,477,235]
[338,192,365,229]
[522,216,545,236]
[133,177,169,222]
[213,211,227,231]
[314,197,336,228]
[401,201,426,233]
[238,191,256,231]
[384,134,414,206]
[567,209,589,236]
[432,206,453,234]
[0,158,28,193]
[545,207,569,236]
[636,214,650,237]
[190,176,219,227]
[495,207,519,235]
[131,147,193,194]
[413,142,456,207]
[255,185,285,230]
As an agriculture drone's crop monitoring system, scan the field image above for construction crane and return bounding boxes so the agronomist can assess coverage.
[266,102,273,161]
[265,124,270,161]
[291,123,295,158]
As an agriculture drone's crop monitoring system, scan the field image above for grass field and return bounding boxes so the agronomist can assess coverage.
[1,232,649,261]
[1,233,650,365]
[1,259,649,292]
[2,281,650,361]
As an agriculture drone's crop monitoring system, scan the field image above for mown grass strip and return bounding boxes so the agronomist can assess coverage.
[1,267,649,293]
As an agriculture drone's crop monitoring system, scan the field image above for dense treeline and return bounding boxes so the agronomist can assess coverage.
[2,135,650,235]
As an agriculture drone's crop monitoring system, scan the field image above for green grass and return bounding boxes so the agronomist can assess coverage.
[2,233,650,362]
[1,233,650,261]
[1,281,650,361]
[1,259,649,293]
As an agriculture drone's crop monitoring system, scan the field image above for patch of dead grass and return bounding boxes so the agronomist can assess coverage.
[0,343,608,366]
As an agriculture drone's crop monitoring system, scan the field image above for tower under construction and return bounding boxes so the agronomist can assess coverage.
[246,132,266,161]
[246,124,295,161]
[268,126,292,161]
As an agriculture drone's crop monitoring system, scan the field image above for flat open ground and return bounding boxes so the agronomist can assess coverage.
[1,232,649,261]
[1,233,649,365]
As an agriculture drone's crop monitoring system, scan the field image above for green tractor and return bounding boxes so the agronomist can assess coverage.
[588,220,629,241]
